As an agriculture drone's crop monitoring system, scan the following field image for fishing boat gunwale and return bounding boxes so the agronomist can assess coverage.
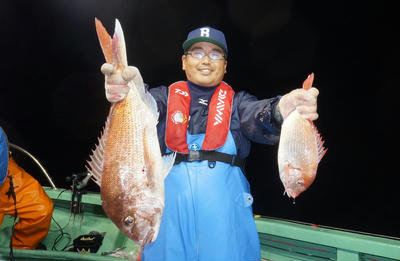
[1,143,400,260]
[1,186,399,261]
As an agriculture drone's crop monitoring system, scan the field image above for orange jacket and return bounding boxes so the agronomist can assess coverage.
[0,156,53,249]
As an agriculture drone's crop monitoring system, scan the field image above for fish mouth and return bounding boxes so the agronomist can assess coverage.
[285,189,298,199]
[140,229,155,247]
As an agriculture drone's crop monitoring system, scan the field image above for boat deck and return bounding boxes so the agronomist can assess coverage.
[1,187,400,261]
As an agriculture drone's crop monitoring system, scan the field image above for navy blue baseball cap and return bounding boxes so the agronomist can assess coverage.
[182,26,228,56]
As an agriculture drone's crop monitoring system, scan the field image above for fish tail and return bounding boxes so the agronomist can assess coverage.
[302,72,314,90]
[113,19,127,67]
[95,18,128,70]
[95,18,113,64]
[111,19,127,69]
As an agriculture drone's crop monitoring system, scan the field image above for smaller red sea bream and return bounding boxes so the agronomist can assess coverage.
[277,73,327,199]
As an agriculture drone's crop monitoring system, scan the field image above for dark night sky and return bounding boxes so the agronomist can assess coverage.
[1,1,398,238]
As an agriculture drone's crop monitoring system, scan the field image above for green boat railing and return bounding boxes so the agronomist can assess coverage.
[1,187,140,261]
[255,216,400,261]
[1,187,400,261]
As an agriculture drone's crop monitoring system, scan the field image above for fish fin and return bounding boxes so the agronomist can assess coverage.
[86,106,113,186]
[86,131,106,187]
[281,162,291,197]
[302,72,314,90]
[161,152,176,179]
[127,72,158,121]
[144,90,159,122]
[133,83,159,122]
[95,18,113,64]
[311,121,327,163]
[285,163,293,198]
[141,115,166,185]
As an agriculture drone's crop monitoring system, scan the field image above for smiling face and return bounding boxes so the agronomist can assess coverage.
[182,42,227,87]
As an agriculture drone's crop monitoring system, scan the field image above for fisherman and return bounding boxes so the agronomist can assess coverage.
[0,126,54,250]
[101,26,319,260]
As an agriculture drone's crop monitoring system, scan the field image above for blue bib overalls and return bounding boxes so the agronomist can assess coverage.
[143,131,261,261]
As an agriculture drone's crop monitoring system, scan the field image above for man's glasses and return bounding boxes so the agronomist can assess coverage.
[185,50,225,61]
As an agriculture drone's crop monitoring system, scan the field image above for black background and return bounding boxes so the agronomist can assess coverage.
[1,1,398,238]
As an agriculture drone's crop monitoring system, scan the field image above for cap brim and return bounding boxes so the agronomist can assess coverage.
[183,37,227,55]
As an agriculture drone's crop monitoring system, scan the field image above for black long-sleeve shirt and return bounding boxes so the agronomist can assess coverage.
[149,81,282,158]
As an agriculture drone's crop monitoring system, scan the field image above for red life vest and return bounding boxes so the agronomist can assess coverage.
[165,81,235,153]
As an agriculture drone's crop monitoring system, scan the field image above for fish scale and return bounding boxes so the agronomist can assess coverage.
[103,90,147,193]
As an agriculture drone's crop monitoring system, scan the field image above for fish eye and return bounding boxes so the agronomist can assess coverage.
[124,216,135,226]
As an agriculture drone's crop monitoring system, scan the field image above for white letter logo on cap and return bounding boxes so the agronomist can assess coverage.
[200,28,210,37]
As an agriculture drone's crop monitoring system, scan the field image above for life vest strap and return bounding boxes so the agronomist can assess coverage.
[174,150,245,169]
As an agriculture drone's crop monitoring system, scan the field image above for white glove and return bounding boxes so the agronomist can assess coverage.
[278,87,319,121]
[101,63,143,103]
